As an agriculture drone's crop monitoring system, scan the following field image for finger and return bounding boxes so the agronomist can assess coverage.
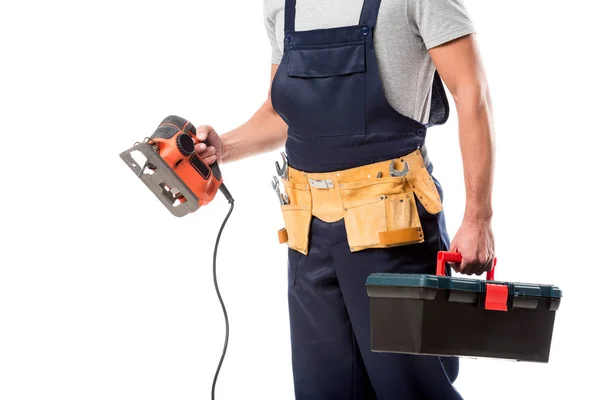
[447,241,460,273]
[444,262,456,273]
[447,262,460,274]
[463,266,476,276]
[194,142,207,153]
[460,258,477,276]
[196,146,216,159]
[202,155,217,165]
[474,255,494,276]
[483,256,496,276]
[471,257,484,276]
[196,125,212,141]
[459,260,469,275]
[457,255,468,275]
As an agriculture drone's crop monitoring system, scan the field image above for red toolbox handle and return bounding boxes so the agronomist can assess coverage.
[436,251,497,280]
[436,251,507,311]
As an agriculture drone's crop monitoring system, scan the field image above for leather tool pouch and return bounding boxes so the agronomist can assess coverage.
[341,167,443,252]
[278,181,312,255]
[277,155,443,255]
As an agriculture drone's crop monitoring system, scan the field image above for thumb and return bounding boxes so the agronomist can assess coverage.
[448,240,461,273]
[196,124,212,141]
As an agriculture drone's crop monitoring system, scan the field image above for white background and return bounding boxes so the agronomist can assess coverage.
[1,1,598,399]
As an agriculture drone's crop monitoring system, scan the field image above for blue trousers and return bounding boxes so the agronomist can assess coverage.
[287,177,462,400]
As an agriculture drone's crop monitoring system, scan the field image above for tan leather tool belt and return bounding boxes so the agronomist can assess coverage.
[277,149,443,255]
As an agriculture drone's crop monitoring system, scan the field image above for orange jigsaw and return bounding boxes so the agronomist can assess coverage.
[120,115,232,216]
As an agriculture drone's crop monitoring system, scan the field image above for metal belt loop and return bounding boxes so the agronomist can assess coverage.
[309,178,335,189]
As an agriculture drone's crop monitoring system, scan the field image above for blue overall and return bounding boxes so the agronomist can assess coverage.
[270,0,462,398]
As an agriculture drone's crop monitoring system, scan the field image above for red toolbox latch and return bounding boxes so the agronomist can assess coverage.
[485,284,509,311]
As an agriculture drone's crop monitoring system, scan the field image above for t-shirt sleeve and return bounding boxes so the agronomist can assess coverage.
[406,0,476,50]
[263,2,283,64]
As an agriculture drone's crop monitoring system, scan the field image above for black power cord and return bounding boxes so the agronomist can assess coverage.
[211,184,235,400]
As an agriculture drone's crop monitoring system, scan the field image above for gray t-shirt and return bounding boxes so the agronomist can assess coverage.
[263,0,475,123]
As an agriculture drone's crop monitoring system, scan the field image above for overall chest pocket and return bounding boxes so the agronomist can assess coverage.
[284,42,367,137]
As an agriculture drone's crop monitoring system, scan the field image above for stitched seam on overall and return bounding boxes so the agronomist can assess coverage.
[290,129,367,136]
[364,44,368,135]
[288,129,421,140]
[289,41,365,50]
[352,329,357,400]
[288,149,419,168]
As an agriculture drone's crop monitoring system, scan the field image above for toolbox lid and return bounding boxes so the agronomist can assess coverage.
[512,282,562,299]
[366,273,562,299]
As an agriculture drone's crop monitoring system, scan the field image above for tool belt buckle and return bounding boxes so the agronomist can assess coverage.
[309,178,334,189]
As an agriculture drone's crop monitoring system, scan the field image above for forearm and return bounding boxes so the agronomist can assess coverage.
[454,84,495,221]
[428,35,496,272]
[220,100,288,164]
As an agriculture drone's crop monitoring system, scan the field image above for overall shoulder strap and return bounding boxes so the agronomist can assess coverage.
[359,0,382,26]
[285,0,297,32]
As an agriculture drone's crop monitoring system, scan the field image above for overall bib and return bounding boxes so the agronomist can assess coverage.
[271,0,462,398]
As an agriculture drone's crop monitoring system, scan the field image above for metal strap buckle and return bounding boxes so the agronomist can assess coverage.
[309,178,334,189]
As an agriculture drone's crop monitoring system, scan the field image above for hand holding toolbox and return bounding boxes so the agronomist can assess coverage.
[366,251,562,363]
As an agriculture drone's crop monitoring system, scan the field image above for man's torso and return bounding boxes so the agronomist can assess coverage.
[263,0,475,124]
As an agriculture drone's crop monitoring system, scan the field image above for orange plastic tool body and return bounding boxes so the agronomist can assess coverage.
[149,118,222,207]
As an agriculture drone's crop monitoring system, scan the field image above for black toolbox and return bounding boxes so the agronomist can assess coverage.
[366,252,562,363]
